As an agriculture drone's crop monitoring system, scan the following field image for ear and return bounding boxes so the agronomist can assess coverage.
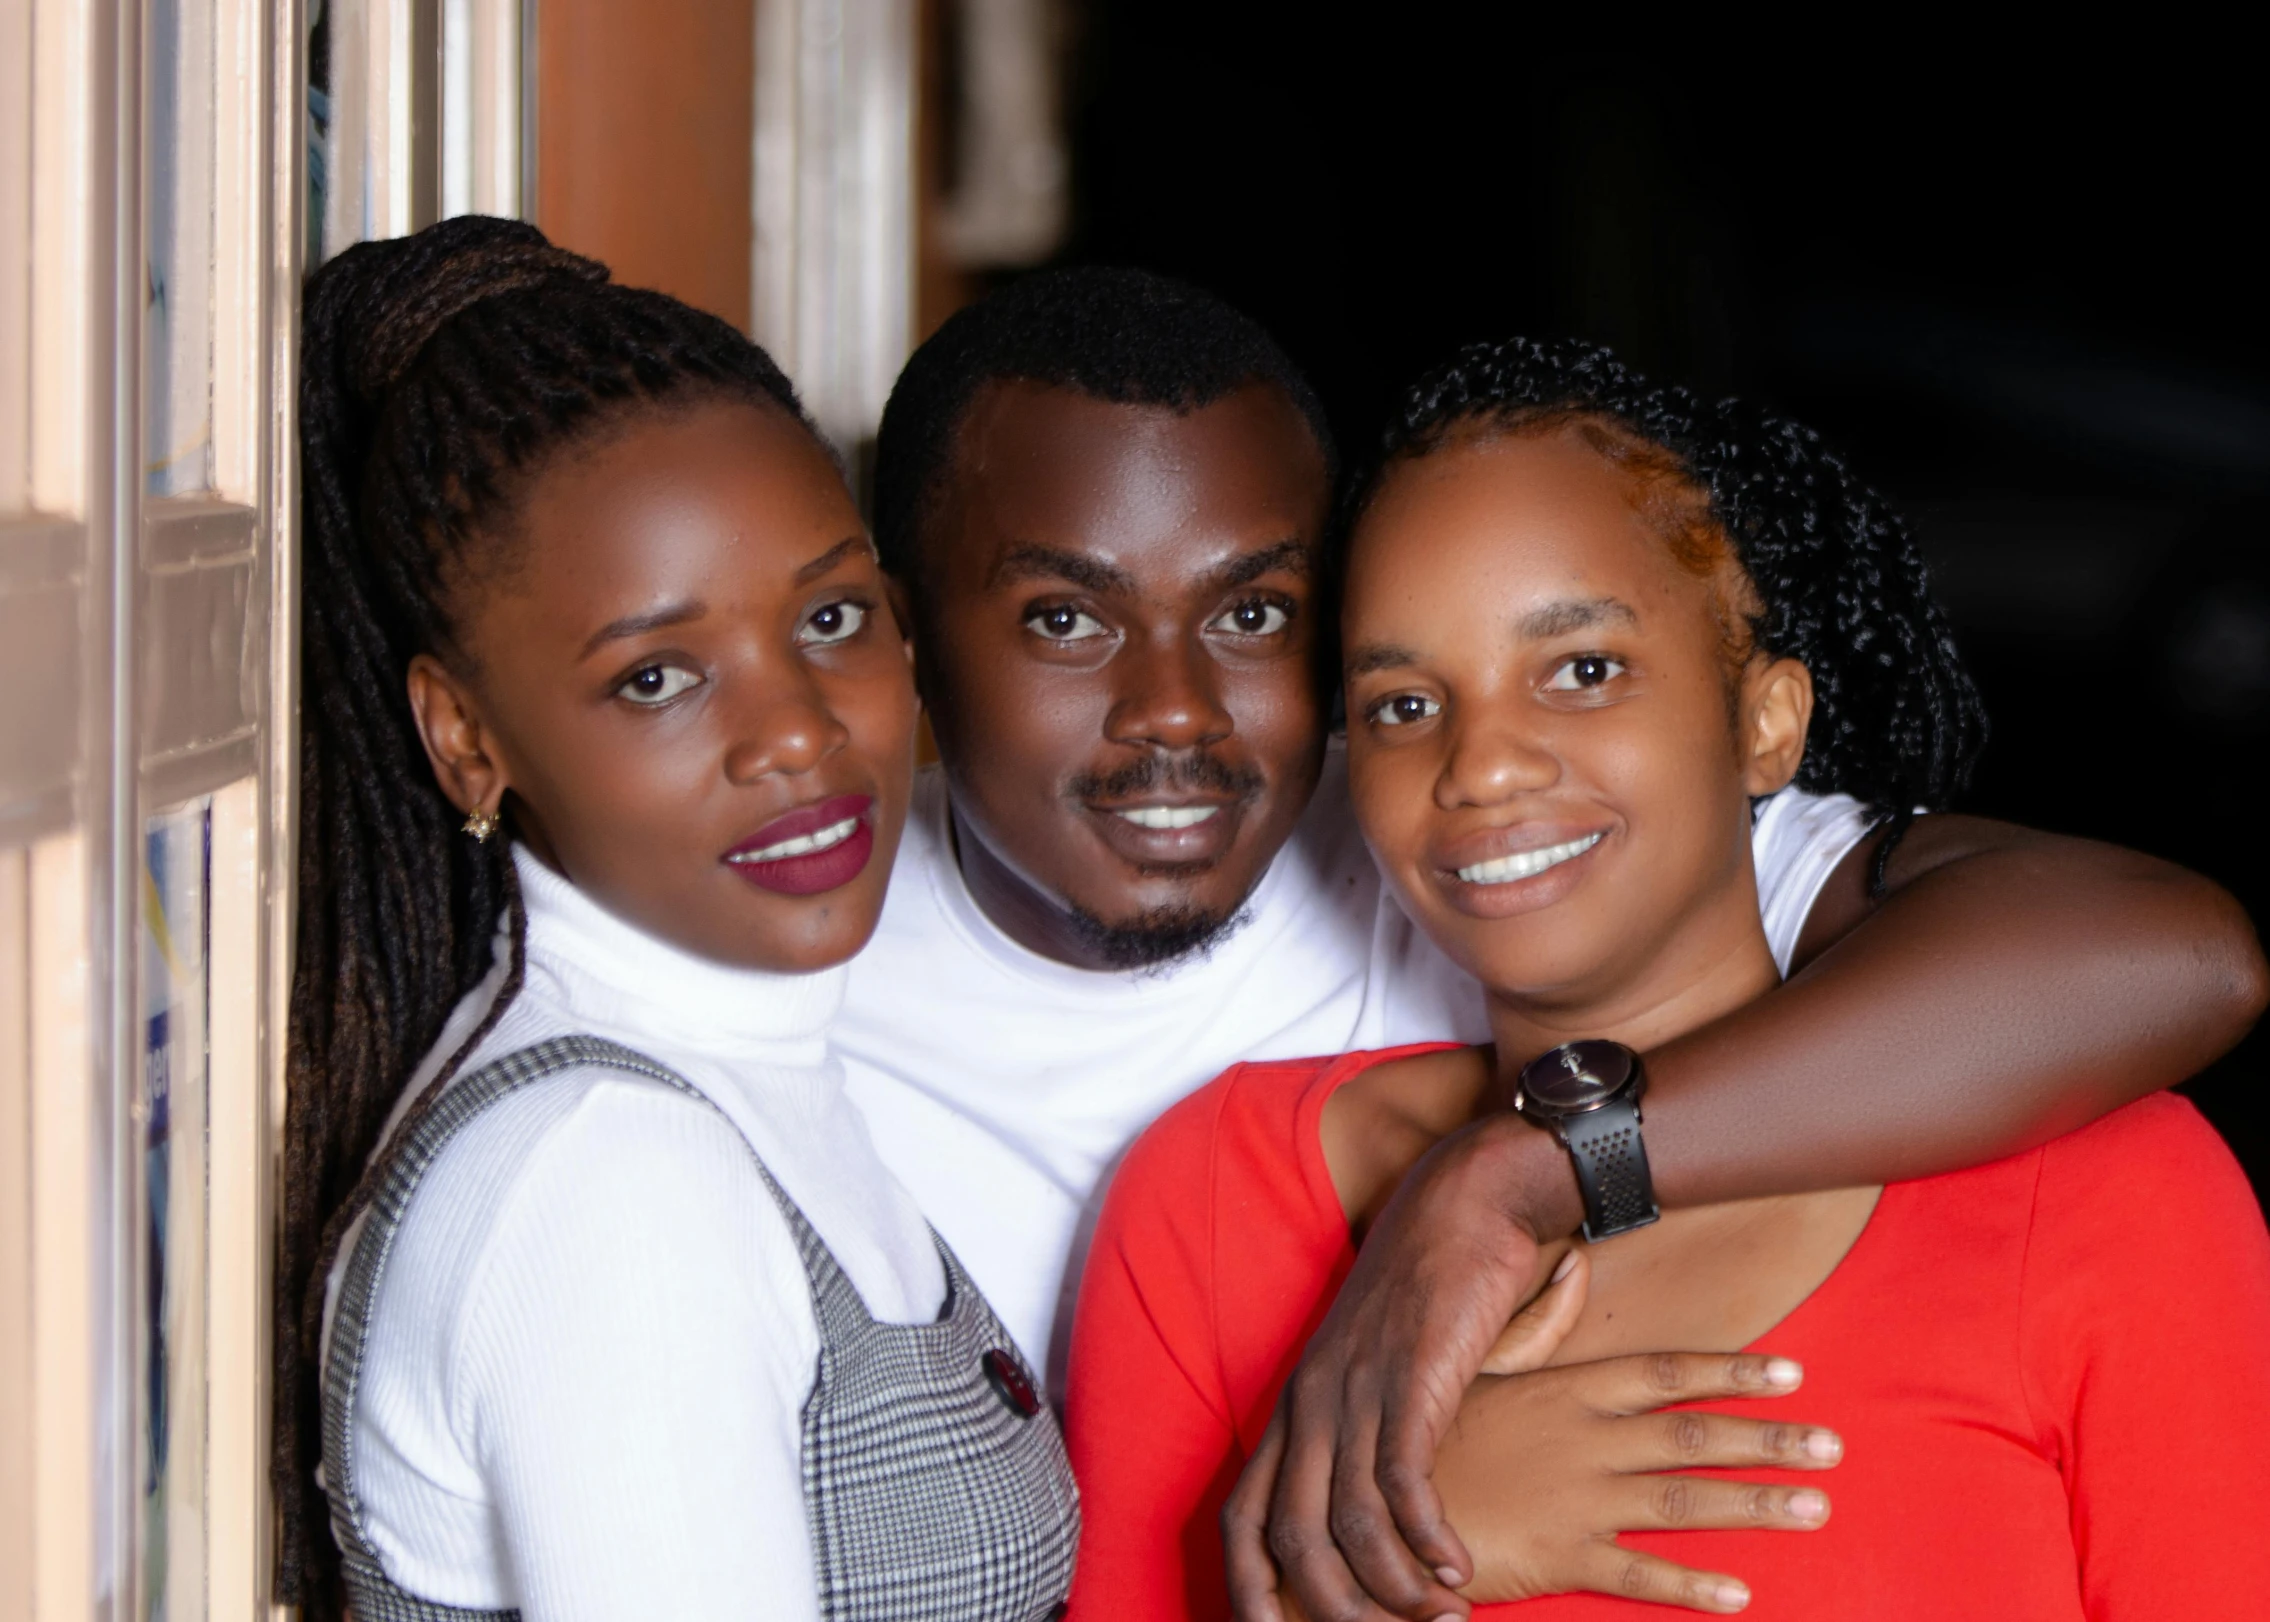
[406,653,510,820]
[1738,655,1814,796]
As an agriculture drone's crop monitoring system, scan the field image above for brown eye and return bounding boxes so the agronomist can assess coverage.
[1544,655,1626,692]
[1368,692,1442,727]
[796,599,867,646]
[618,664,703,706]
[1026,604,1107,642]
[1209,599,1291,636]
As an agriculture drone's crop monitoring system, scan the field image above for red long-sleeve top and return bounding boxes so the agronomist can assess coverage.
[1066,1046,2270,1620]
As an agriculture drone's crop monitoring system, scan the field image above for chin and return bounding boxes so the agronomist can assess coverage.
[1435,923,1616,1005]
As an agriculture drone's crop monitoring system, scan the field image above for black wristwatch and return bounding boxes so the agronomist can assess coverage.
[1512,1039,1660,1242]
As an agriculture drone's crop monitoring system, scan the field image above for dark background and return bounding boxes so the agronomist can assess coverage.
[1053,11,2269,1195]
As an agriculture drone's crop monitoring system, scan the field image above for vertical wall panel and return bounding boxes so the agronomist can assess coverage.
[0,0,30,513]
[0,848,29,1622]
[202,777,261,1622]
[30,0,92,516]
[28,831,93,1622]
[750,0,915,456]
[535,0,754,327]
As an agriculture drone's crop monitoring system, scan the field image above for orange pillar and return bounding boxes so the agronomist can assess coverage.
[535,0,755,328]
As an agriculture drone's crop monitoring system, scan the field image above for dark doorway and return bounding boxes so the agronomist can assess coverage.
[1061,11,2270,1192]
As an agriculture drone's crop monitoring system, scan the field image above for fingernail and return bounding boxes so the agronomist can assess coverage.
[1435,1566,1464,1586]
[1714,1579,1751,1609]
[1762,1357,1802,1387]
[1550,1250,1578,1283]
[1804,1430,1843,1462]
[1789,1488,1829,1523]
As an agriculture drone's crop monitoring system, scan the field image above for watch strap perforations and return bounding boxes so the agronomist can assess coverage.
[1562,1099,1660,1241]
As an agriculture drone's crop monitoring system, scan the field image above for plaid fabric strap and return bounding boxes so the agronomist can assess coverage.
[321,1035,1078,1622]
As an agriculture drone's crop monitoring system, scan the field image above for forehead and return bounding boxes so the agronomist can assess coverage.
[1347,430,1701,626]
[935,379,1328,584]
[509,397,857,594]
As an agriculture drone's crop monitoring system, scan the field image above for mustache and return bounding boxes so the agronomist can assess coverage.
[1067,752,1266,803]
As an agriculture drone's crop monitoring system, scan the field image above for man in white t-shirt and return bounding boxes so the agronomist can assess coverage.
[837,266,2266,1425]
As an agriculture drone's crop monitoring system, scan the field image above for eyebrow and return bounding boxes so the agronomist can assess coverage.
[1209,538,1315,590]
[576,536,869,661]
[988,536,1314,597]
[1344,641,1424,677]
[1517,596,1639,638]
[795,534,869,584]
[989,544,1139,595]
[1343,596,1638,679]
[579,601,707,661]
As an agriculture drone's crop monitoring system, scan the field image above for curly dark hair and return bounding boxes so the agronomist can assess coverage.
[872,265,1336,610]
[279,215,813,1616]
[1350,337,1987,846]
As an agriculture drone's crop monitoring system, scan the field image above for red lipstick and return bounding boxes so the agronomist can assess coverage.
[723,794,875,896]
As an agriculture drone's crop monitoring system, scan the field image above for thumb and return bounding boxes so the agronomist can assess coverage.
[1479,1247,1588,1375]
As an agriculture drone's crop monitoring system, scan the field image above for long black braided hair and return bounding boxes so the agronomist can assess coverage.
[1347,338,1988,872]
[280,215,815,1615]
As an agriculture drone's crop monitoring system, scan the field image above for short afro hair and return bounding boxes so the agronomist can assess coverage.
[873,266,1336,594]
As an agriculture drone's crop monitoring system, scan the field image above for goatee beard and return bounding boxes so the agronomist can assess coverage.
[1063,900,1253,971]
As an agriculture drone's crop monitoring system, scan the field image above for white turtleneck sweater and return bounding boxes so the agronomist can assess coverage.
[321,848,945,1622]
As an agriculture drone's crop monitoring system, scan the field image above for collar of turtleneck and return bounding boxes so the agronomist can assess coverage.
[512,844,846,1072]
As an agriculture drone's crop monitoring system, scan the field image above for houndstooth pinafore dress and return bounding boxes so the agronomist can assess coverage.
[321,1036,1081,1622]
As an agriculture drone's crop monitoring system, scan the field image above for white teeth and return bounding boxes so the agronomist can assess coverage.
[730,815,859,864]
[1456,833,1602,886]
[1113,805,1222,831]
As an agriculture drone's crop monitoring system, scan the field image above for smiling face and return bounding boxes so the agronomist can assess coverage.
[406,394,918,973]
[1342,423,1812,1037]
[912,379,1331,969]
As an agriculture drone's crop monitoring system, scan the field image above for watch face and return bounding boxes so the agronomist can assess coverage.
[1519,1040,1636,1113]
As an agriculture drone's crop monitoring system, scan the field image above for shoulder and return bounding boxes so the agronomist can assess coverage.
[426,1060,759,1217]
[395,1063,809,1346]
[1101,1056,1348,1256]
[2014,1095,2270,1363]
[2032,1093,2263,1230]
[1113,1057,1329,1197]
[1106,1046,1458,1239]
[1117,1050,1395,1181]
[1749,789,1877,970]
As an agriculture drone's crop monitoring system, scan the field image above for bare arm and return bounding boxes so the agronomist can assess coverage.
[1651,813,2265,1205]
[1233,818,2267,1622]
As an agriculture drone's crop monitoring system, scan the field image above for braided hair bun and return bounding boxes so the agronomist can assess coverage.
[1352,336,1988,817]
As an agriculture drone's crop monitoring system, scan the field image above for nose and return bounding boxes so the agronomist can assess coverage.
[1437,708,1561,810]
[1102,630,1234,753]
[721,667,850,784]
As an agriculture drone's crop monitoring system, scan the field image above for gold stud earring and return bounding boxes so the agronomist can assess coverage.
[462,806,500,843]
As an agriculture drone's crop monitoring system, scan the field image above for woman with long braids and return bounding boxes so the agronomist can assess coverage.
[1066,340,2270,1618]
[275,215,1076,1621]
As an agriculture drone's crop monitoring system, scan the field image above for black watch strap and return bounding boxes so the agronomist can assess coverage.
[1561,1096,1660,1241]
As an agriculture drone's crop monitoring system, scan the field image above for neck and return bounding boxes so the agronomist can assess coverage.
[1485,875,1780,1098]
[949,805,1123,970]
[512,844,846,1061]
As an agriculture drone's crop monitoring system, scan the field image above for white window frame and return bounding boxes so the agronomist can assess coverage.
[0,0,302,1616]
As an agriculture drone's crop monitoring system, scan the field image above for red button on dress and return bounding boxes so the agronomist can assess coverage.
[981,1348,1040,1418]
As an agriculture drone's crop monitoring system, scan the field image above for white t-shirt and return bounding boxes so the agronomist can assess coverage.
[839,747,1874,1388]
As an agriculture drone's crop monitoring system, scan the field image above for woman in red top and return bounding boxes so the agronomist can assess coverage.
[1066,339,2270,1620]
